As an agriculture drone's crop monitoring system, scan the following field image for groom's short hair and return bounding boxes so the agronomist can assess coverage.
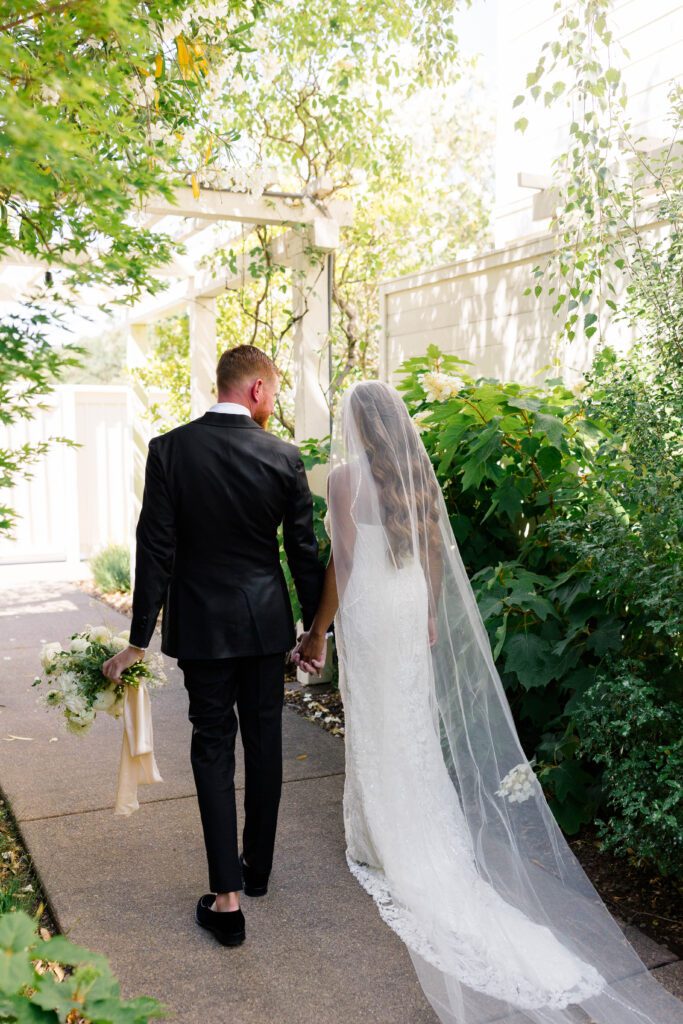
[216,345,279,391]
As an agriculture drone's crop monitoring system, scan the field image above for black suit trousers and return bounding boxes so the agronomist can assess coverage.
[179,653,286,893]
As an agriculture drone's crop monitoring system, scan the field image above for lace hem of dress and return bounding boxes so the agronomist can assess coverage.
[345,851,607,1013]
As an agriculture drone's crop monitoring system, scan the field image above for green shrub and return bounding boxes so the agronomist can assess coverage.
[392,343,683,875]
[572,660,683,877]
[396,345,613,833]
[89,544,131,594]
[0,908,166,1022]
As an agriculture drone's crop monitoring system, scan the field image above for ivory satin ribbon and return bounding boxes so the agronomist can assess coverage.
[114,681,163,815]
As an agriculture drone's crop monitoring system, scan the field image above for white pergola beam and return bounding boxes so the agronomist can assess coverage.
[128,221,342,323]
[140,187,353,228]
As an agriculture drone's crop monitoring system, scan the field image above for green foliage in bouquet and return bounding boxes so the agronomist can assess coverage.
[89,545,131,595]
[32,627,166,734]
[0,907,166,1023]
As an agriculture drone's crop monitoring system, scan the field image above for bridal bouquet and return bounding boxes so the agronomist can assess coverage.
[33,625,166,734]
[33,625,166,816]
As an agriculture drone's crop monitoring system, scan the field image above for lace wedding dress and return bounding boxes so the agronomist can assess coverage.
[324,380,683,1024]
[328,512,604,1013]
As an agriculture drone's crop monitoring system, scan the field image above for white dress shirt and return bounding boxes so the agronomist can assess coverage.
[131,399,254,653]
[208,401,252,417]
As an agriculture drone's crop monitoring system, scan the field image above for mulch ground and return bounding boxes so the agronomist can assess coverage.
[79,586,683,958]
[566,825,683,956]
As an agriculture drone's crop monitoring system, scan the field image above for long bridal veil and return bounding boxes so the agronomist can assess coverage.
[326,379,683,1024]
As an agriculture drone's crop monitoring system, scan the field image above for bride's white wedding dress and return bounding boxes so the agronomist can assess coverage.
[330,514,604,1013]
[324,379,683,1024]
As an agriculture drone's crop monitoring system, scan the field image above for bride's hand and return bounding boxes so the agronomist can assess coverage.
[428,616,438,647]
[292,630,327,676]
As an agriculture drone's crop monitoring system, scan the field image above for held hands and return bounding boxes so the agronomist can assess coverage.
[290,630,327,678]
[101,645,145,683]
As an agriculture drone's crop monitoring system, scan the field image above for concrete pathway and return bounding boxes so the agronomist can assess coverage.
[0,581,680,1023]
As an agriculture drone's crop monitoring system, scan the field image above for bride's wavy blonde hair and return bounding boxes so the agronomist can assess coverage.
[348,382,441,570]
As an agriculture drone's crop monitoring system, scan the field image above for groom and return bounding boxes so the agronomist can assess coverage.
[102,345,325,946]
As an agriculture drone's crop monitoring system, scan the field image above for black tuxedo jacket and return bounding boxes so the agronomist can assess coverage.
[128,411,325,659]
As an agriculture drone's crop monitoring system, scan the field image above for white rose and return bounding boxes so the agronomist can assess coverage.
[92,687,118,711]
[110,635,129,652]
[70,636,90,654]
[58,671,79,696]
[63,692,87,716]
[88,625,112,645]
[40,642,63,670]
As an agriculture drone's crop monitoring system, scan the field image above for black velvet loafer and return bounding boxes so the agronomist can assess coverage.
[239,853,269,897]
[195,894,245,946]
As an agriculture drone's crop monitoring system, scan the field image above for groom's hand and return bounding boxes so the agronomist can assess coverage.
[102,645,145,682]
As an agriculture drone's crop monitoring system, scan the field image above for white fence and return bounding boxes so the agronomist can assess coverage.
[0,386,132,569]
[379,208,672,390]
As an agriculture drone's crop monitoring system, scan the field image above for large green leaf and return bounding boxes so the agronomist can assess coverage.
[0,913,37,954]
[36,935,111,972]
[503,633,556,687]
[0,949,35,997]
[533,414,565,447]
[0,993,56,1022]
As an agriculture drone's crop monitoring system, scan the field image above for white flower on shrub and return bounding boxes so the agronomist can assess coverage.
[412,410,434,434]
[40,84,60,105]
[495,762,537,804]
[70,636,90,654]
[88,625,112,645]
[419,371,466,403]
[40,642,62,670]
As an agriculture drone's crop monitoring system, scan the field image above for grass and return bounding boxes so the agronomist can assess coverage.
[0,788,57,936]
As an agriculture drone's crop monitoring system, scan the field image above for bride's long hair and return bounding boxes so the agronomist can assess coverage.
[328,378,683,1024]
[349,381,441,571]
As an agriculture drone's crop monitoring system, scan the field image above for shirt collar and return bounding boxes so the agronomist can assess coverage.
[207,401,252,418]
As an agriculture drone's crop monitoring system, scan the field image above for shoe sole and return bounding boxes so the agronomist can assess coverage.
[195,911,245,946]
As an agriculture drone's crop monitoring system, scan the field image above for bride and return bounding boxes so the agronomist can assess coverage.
[292,379,683,1024]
